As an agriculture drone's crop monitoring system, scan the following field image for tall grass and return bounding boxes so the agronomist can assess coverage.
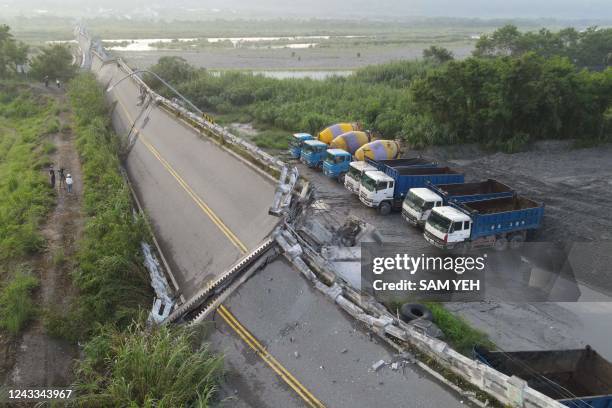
[75,320,222,407]
[0,86,55,263]
[0,267,39,335]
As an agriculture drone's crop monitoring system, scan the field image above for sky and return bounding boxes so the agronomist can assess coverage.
[3,0,612,20]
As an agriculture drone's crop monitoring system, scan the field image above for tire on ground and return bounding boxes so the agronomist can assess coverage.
[379,201,392,215]
[400,303,433,322]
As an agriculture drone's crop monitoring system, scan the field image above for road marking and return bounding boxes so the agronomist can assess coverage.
[218,305,326,408]
[113,91,325,408]
[114,96,248,254]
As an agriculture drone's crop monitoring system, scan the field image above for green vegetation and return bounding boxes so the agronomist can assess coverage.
[474,24,612,68]
[0,24,28,78]
[0,268,39,335]
[149,30,611,152]
[74,321,222,407]
[48,74,152,340]
[0,85,55,263]
[426,302,494,355]
[29,43,77,82]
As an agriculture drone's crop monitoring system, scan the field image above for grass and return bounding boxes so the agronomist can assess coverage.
[74,320,222,407]
[0,84,55,264]
[0,267,39,335]
[425,302,494,355]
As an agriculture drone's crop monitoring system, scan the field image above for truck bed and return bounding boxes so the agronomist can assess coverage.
[457,196,544,239]
[474,346,612,407]
[431,179,513,198]
[463,196,540,214]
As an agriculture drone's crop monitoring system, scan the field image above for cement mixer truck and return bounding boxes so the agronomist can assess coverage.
[289,133,314,158]
[322,131,373,179]
[323,138,402,181]
[300,123,359,168]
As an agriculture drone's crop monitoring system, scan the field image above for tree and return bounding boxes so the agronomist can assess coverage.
[0,24,29,78]
[422,46,454,64]
[29,44,76,82]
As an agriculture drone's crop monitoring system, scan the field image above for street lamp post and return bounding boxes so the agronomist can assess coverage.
[106,69,203,116]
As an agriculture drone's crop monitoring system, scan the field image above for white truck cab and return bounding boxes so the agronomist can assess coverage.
[423,206,472,249]
[402,188,444,226]
[344,161,377,194]
[359,170,395,208]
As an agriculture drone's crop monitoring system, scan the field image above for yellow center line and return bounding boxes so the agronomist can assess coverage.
[114,95,247,254]
[113,91,324,408]
[218,305,326,408]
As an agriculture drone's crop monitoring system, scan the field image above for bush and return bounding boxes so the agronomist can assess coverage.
[0,269,39,335]
[74,321,222,407]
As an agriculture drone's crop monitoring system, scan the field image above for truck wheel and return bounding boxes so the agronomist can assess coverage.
[494,237,508,251]
[379,202,392,216]
[338,173,345,184]
[509,233,525,249]
[400,303,433,322]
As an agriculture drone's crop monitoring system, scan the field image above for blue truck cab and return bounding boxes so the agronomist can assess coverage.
[402,179,514,227]
[359,166,464,215]
[424,195,544,251]
[300,140,328,168]
[289,133,314,158]
[322,149,352,180]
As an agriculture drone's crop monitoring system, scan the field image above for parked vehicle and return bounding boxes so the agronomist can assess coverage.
[402,179,514,227]
[300,140,328,168]
[474,345,612,408]
[318,123,359,144]
[359,167,464,215]
[329,131,371,154]
[322,149,352,180]
[344,161,378,194]
[289,133,314,158]
[354,140,400,162]
[424,196,544,251]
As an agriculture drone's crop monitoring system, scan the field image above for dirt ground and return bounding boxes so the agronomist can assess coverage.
[2,86,82,391]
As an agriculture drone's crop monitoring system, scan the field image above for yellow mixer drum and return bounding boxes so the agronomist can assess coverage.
[329,131,371,155]
[354,140,401,161]
[317,123,359,144]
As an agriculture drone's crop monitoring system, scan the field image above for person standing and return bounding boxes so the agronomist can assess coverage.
[56,79,61,88]
[49,167,55,189]
[65,173,73,193]
[44,75,49,87]
[58,168,65,189]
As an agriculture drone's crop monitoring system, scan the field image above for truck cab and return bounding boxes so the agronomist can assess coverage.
[359,170,395,208]
[402,188,444,227]
[322,149,352,180]
[423,206,472,250]
[300,140,328,168]
[344,161,377,194]
[289,133,314,158]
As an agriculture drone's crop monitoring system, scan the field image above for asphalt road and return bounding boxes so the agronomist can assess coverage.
[212,259,469,408]
[93,59,278,299]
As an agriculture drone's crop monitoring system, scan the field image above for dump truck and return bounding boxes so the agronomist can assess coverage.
[300,140,328,168]
[344,161,379,194]
[474,345,612,408]
[318,123,359,144]
[354,140,401,162]
[424,196,544,251]
[344,157,438,195]
[289,133,314,158]
[359,167,464,215]
[402,179,515,227]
